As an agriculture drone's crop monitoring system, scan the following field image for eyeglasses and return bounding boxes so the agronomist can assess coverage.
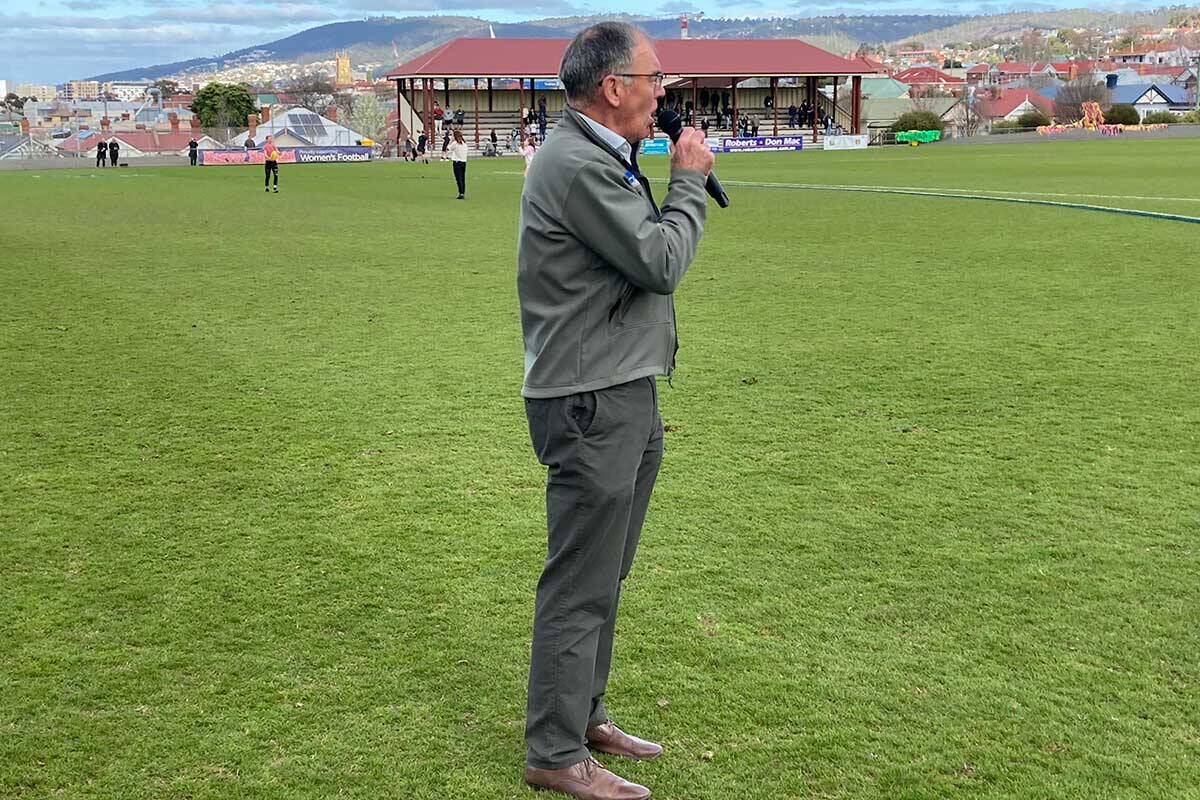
[606,72,666,88]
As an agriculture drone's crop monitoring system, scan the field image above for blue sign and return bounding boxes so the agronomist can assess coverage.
[640,138,670,156]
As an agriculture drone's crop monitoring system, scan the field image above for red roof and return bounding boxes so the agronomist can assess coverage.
[978,88,1055,119]
[55,129,203,154]
[387,37,875,80]
[892,67,964,85]
[845,55,889,74]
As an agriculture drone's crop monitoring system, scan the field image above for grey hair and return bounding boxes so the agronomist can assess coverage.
[559,22,643,106]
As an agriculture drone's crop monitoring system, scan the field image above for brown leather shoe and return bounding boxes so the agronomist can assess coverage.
[585,721,663,761]
[524,757,650,799]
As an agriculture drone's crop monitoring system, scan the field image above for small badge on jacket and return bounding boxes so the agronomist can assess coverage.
[623,170,639,188]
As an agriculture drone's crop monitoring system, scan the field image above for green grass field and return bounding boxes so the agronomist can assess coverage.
[2,139,1198,799]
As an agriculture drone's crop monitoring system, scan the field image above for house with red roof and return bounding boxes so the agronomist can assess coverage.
[975,88,1056,123]
[55,116,221,159]
[892,67,966,93]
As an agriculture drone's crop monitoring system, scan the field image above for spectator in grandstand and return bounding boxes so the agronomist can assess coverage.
[517,21,712,800]
[448,128,468,199]
[788,102,798,126]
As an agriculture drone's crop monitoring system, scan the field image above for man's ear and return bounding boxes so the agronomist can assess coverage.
[599,76,622,109]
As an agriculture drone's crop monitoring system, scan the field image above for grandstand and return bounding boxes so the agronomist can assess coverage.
[386,38,873,155]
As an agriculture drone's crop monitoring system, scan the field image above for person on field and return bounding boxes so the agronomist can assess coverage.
[448,128,468,199]
[517,22,713,800]
[96,139,107,168]
[521,134,538,176]
[263,135,281,193]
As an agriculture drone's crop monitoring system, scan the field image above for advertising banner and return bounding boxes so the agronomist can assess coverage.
[822,134,869,151]
[640,138,670,156]
[200,146,373,166]
[719,136,804,153]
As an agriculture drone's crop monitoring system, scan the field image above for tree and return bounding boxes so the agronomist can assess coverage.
[152,79,180,99]
[3,93,24,117]
[1105,104,1140,125]
[347,92,388,142]
[1053,77,1110,123]
[891,110,946,134]
[190,82,258,133]
[286,72,334,113]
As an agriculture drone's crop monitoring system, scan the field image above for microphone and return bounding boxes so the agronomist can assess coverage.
[655,108,729,208]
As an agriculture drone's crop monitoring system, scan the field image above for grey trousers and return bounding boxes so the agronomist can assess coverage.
[523,376,664,770]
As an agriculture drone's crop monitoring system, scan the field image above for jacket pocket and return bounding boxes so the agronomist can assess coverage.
[609,285,668,334]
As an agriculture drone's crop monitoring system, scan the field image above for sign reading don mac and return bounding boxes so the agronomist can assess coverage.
[720,136,805,153]
[200,146,373,166]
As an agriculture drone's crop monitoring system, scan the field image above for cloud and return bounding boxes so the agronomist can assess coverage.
[63,0,105,9]
[345,0,589,14]
[153,3,338,24]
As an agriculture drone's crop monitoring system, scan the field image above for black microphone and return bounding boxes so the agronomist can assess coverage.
[655,108,729,208]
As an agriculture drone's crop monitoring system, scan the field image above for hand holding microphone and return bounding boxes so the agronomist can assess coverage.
[656,108,729,208]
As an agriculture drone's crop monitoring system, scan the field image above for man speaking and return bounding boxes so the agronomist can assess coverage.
[517,22,714,800]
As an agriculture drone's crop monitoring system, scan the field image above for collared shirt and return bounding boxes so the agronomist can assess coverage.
[575,110,633,166]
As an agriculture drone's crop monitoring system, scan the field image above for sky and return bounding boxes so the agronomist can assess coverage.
[0,0,1170,85]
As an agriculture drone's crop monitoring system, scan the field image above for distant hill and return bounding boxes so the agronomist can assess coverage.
[893,7,1187,47]
[89,14,970,82]
[89,9,1193,83]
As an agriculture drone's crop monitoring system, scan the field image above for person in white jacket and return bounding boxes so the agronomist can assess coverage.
[449,128,469,200]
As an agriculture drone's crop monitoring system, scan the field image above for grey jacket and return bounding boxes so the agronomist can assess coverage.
[517,106,708,399]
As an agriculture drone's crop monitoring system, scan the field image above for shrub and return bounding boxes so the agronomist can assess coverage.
[1141,110,1178,124]
[891,110,946,135]
[990,119,1022,133]
[1105,104,1140,125]
[1016,110,1051,128]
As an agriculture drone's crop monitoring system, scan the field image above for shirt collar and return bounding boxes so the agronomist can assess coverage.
[575,110,633,164]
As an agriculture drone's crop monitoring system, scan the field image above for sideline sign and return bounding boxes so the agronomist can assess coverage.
[200,146,373,166]
[720,136,805,153]
[823,135,869,150]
